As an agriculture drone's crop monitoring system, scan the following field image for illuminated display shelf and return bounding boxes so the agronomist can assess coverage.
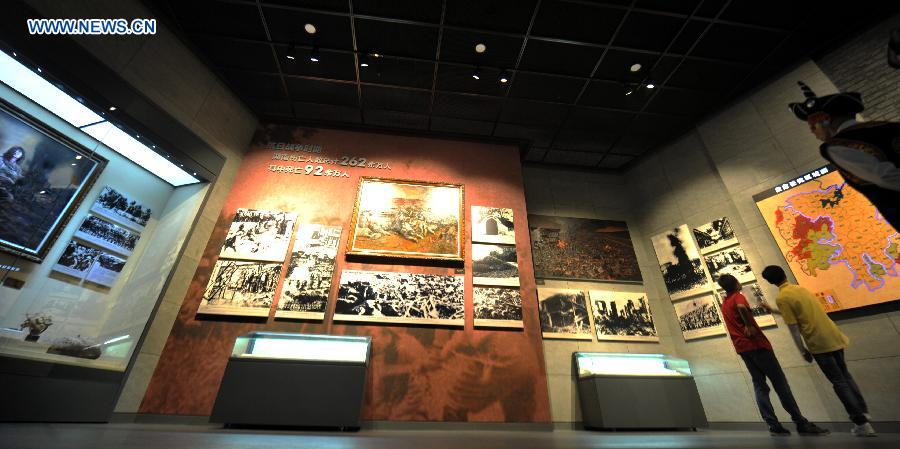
[231,332,370,364]
[574,352,692,378]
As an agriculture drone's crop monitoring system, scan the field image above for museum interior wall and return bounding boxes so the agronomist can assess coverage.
[14,0,259,413]
[138,126,553,423]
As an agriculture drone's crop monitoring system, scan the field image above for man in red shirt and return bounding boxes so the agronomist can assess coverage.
[717,274,829,436]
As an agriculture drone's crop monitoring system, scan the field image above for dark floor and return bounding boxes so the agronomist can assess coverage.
[0,423,897,449]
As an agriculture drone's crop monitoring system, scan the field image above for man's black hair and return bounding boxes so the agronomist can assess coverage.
[762,265,788,285]
[717,274,740,293]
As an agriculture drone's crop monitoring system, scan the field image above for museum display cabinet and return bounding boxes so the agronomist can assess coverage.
[210,332,372,428]
[574,352,708,430]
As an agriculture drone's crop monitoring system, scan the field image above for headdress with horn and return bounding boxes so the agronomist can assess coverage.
[788,81,864,121]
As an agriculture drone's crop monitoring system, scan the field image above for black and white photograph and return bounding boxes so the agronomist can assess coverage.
[588,290,659,342]
[705,246,755,284]
[334,270,465,326]
[537,288,592,340]
[472,243,519,287]
[716,283,776,328]
[90,186,151,232]
[651,225,711,301]
[73,215,139,256]
[198,260,283,317]
[673,294,726,340]
[473,287,523,328]
[51,240,101,279]
[274,224,341,320]
[84,252,126,288]
[692,217,738,254]
[219,208,297,262]
[472,206,515,245]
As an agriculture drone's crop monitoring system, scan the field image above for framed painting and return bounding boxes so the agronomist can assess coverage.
[0,99,106,262]
[346,177,464,262]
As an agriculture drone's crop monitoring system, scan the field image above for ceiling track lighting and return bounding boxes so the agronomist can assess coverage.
[309,46,320,63]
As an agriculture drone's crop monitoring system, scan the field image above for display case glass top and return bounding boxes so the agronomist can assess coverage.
[574,352,692,378]
[231,332,371,364]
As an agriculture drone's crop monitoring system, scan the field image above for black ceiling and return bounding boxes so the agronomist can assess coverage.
[147,0,897,171]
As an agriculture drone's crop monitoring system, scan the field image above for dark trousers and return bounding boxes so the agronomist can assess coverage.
[813,349,869,425]
[739,349,807,427]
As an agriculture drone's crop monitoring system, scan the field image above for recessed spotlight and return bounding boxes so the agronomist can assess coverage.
[499,70,509,84]
[630,63,642,72]
[36,67,42,73]
[286,44,296,60]
[39,190,45,194]
[359,53,369,67]
[309,46,320,62]
[304,23,316,35]
[475,43,487,54]
[108,106,116,111]
[625,88,634,96]
[472,68,481,80]
[372,52,381,58]
[70,163,76,166]
[646,83,655,89]
[192,172,197,176]
[75,155,82,160]
[151,145,156,149]
[12,52,17,57]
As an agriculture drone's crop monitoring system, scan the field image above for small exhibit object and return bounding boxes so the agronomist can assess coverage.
[651,225,711,301]
[692,217,737,254]
[219,208,297,262]
[73,215,139,257]
[334,270,464,326]
[473,287,523,328]
[346,177,464,262]
[673,294,726,341]
[198,260,282,317]
[589,290,659,342]
[275,224,341,320]
[704,245,755,284]
[537,288,592,340]
[574,352,708,429]
[471,243,519,286]
[472,206,515,245]
[51,240,101,279]
[210,332,371,428]
[89,186,151,232]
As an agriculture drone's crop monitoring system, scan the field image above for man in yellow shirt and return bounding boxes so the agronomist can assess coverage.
[760,265,876,437]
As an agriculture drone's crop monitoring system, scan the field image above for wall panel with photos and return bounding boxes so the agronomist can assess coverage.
[144,125,553,423]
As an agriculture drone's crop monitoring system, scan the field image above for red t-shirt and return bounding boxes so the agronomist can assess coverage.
[720,291,772,353]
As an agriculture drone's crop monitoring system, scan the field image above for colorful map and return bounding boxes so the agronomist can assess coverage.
[756,171,900,312]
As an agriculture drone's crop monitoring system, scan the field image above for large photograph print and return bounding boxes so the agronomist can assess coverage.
[51,240,100,279]
[651,225,711,300]
[716,283,776,328]
[0,100,105,262]
[346,177,464,262]
[692,217,737,254]
[705,246,755,284]
[90,186,151,232]
[472,243,519,286]
[472,206,515,245]
[537,288,593,340]
[219,208,297,262]
[73,215,139,256]
[197,260,282,317]
[588,290,659,342]
[673,294,726,340]
[528,215,642,282]
[473,287,523,328]
[274,224,341,320]
[334,270,465,326]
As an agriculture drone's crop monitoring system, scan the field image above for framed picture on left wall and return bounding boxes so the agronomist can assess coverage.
[0,99,106,262]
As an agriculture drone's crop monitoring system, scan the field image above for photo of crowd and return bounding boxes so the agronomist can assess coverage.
[473,287,523,327]
[74,215,139,256]
[220,208,297,262]
[334,270,465,325]
[90,186,151,231]
[198,260,283,317]
[51,240,101,279]
[673,295,726,340]
[85,253,127,288]
[275,224,341,319]
[528,215,642,282]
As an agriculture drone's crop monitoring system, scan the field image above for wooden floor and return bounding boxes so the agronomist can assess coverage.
[0,423,897,449]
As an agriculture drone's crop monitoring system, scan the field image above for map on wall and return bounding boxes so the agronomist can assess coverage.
[528,215,642,282]
[651,225,711,300]
[754,166,900,312]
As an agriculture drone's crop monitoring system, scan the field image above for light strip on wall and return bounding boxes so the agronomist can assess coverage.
[0,49,199,186]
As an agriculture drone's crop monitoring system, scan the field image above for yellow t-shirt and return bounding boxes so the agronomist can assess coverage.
[775,283,849,354]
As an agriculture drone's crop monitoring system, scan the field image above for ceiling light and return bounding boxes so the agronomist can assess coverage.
[646,83,655,89]
[309,46,319,62]
[372,52,381,58]
[472,68,481,80]
[304,23,316,35]
[36,67,42,73]
[475,43,487,54]
[108,106,116,111]
[359,53,369,67]
[286,44,297,60]
[499,70,509,84]
[75,155,82,160]
[625,87,634,96]
[630,63,642,72]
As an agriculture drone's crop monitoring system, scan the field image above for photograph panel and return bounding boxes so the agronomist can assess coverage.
[705,246,755,284]
[84,252,126,288]
[274,224,341,320]
[473,287,523,328]
[51,240,101,279]
[472,206,515,245]
[89,186,151,232]
[715,283,777,328]
[334,270,464,326]
[197,260,282,317]
[537,288,592,340]
[673,294,726,340]
[589,290,659,342]
[651,225,711,300]
[73,215,139,256]
[219,208,297,262]
[472,243,519,286]
[692,217,737,254]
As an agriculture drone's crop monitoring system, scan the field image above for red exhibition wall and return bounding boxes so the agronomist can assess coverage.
[139,125,551,422]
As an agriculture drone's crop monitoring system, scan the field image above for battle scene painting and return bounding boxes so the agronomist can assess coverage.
[528,215,641,282]
[347,178,463,261]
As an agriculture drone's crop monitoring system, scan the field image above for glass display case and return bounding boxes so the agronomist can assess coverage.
[230,332,371,364]
[574,352,692,378]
